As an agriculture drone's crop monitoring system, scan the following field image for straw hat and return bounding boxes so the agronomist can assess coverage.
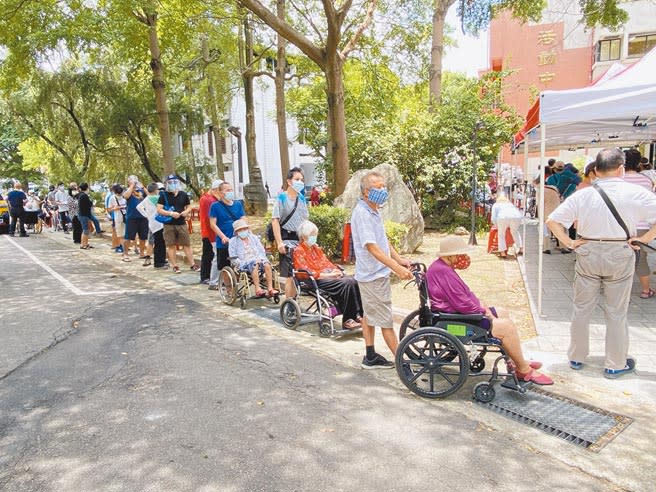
[232,219,249,232]
[436,236,473,257]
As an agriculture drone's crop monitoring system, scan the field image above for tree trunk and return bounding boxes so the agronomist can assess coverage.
[138,11,175,176]
[325,54,349,196]
[201,36,226,180]
[429,0,454,109]
[241,15,268,215]
[275,0,290,182]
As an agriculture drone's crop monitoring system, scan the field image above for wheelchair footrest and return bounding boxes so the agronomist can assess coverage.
[501,378,532,394]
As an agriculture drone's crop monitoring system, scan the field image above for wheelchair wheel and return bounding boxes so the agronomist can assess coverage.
[398,309,421,340]
[218,267,238,305]
[473,382,496,403]
[395,327,469,399]
[280,298,301,330]
[319,321,332,338]
[35,220,43,234]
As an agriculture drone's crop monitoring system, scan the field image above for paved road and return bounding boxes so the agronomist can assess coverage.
[0,234,629,491]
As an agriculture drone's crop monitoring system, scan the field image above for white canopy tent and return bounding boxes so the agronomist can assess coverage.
[514,46,656,313]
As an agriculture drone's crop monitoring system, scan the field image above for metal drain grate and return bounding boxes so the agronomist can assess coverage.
[476,385,633,451]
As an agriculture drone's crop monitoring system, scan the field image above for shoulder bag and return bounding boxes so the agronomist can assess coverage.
[155,192,174,224]
[266,196,299,243]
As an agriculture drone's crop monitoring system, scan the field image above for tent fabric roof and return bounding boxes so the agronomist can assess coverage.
[515,47,656,151]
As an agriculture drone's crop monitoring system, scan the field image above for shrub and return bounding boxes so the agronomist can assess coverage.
[309,205,351,258]
[384,220,409,252]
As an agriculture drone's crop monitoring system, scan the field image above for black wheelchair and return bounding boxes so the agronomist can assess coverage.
[395,263,530,403]
[279,264,360,338]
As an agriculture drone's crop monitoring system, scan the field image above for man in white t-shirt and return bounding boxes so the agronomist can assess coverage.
[54,183,70,233]
[547,148,656,379]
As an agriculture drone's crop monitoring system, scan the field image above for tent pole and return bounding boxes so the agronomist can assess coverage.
[522,141,529,262]
[538,124,546,316]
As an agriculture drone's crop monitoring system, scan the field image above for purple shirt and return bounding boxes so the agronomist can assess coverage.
[425,258,484,314]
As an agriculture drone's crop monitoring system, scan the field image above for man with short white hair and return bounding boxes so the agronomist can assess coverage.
[351,171,413,369]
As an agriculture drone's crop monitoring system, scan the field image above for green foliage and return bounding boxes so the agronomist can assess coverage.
[384,220,409,252]
[308,205,351,259]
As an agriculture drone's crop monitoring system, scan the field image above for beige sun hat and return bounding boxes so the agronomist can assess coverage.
[232,219,249,232]
[436,236,473,257]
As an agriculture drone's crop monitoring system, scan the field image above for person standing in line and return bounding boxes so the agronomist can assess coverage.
[7,182,28,237]
[199,179,222,287]
[271,167,309,299]
[77,183,95,250]
[491,194,523,258]
[136,182,167,268]
[622,148,655,299]
[157,175,198,274]
[54,182,70,234]
[351,171,413,369]
[68,183,82,244]
[107,184,127,253]
[209,182,246,276]
[639,157,656,189]
[547,148,656,379]
[122,175,148,262]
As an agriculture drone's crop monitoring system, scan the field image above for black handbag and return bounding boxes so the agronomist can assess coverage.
[266,196,299,243]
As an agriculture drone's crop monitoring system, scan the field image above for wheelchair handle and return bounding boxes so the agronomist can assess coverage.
[630,240,656,252]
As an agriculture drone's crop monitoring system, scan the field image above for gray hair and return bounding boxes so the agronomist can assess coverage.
[297,220,318,240]
[595,148,624,173]
[359,171,385,194]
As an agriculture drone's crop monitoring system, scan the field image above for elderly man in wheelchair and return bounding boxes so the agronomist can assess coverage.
[425,236,552,385]
[228,219,279,298]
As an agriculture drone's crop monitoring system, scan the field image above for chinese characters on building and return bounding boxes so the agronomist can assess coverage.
[537,30,557,84]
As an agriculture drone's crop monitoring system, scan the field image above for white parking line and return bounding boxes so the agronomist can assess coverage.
[3,236,146,296]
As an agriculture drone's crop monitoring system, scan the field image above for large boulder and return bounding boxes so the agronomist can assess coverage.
[334,164,424,253]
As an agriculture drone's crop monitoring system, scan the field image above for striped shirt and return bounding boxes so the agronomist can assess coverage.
[623,172,654,230]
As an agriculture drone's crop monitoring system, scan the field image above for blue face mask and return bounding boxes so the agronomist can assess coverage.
[291,180,305,193]
[167,182,180,192]
[224,191,235,201]
[307,235,317,246]
[238,230,248,239]
[368,187,388,205]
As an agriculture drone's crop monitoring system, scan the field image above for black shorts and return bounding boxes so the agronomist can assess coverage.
[279,250,293,277]
[125,217,149,241]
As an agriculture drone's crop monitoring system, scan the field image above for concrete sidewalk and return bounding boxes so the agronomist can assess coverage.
[25,227,656,490]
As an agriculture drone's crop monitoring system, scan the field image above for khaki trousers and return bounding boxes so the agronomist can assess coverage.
[569,242,635,370]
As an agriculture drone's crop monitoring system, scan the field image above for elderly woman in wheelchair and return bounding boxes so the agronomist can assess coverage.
[291,220,363,330]
[228,219,279,298]
[425,236,552,386]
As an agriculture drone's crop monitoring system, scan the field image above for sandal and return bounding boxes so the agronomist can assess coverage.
[122,256,131,262]
[190,264,200,272]
[267,288,279,297]
[640,288,655,299]
[342,319,362,330]
[255,289,267,297]
[515,368,553,385]
[172,265,181,274]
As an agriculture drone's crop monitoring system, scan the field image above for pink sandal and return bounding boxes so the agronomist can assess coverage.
[515,368,553,385]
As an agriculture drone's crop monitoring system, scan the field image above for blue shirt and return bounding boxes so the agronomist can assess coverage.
[7,190,27,209]
[209,200,246,249]
[351,199,391,282]
[125,188,146,219]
